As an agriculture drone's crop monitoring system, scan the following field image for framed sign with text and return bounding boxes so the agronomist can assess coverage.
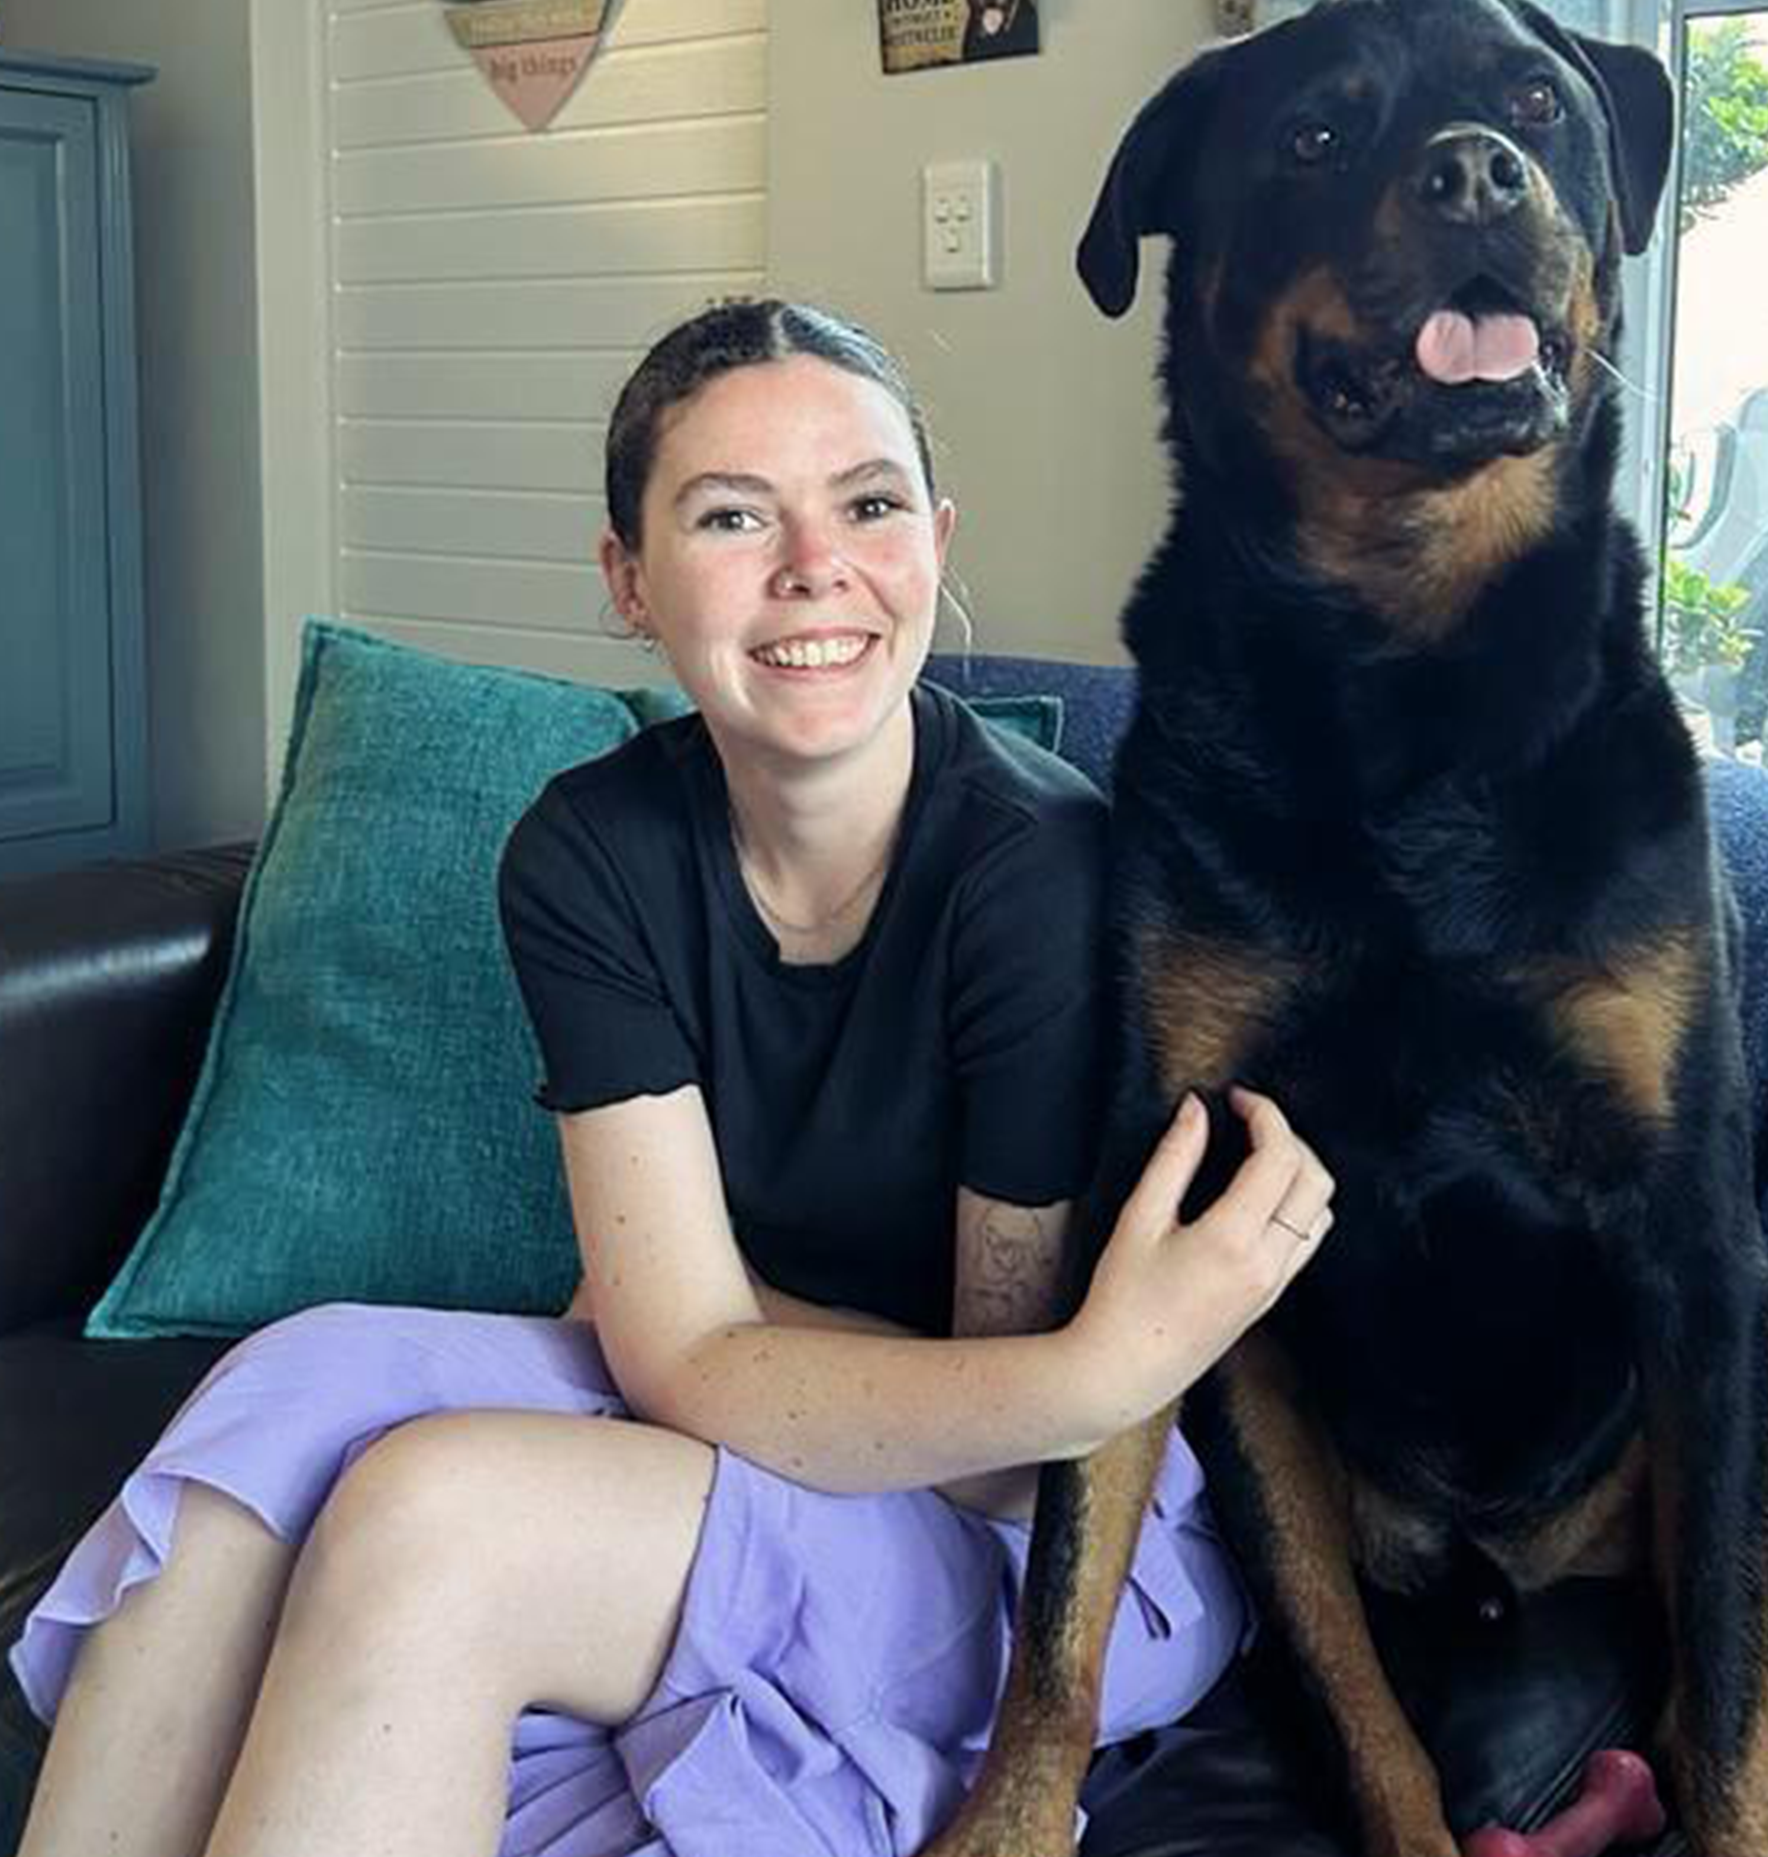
[877,0,1041,76]
[443,0,614,130]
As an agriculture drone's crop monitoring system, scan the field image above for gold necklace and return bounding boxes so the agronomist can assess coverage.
[731,815,897,938]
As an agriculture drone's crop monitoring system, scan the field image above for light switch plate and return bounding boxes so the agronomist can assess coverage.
[923,159,999,291]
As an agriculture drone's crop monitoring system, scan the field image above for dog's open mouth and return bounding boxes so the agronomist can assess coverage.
[1299,279,1573,464]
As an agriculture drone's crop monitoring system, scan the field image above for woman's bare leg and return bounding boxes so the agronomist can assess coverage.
[203,1411,714,1857]
[18,1483,297,1857]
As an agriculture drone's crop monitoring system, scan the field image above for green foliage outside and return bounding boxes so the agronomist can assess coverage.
[1681,20,1768,228]
[1661,551,1755,678]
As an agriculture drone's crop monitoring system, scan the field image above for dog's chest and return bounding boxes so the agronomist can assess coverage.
[1135,755,1703,1150]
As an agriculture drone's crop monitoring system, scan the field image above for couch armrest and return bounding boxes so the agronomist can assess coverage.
[0,843,255,1333]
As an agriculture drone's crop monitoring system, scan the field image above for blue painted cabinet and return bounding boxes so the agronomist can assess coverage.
[0,53,153,877]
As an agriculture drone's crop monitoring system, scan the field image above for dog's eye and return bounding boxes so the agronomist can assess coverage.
[1509,77,1563,126]
[1289,121,1339,166]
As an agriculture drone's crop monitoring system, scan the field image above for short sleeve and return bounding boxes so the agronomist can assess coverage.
[497,782,699,1114]
[947,795,1109,1205]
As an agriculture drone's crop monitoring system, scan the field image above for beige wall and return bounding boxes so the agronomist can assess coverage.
[5,0,268,851]
[769,1,1214,664]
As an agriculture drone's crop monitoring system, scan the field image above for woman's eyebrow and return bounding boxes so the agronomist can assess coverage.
[673,460,912,508]
[832,459,912,489]
[673,471,773,508]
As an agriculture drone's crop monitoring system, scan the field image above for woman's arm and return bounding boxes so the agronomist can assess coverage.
[558,1084,1103,1494]
[746,1196,1063,1518]
[559,1083,1332,1498]
[935,1190,1072,1520]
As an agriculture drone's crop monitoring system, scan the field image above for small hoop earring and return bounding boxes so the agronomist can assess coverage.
[938,576,976,665]
[598,595,659,653]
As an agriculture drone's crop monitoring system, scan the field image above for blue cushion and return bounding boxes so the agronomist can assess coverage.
[86,623,640,1338]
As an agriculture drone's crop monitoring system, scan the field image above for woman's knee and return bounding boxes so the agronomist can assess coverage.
[282,1411,714,1716]
[295,1414,505,1616]
[293,1413,710,1635]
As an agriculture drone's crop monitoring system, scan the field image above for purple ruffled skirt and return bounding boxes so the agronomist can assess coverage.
[9,1302,1247,1856]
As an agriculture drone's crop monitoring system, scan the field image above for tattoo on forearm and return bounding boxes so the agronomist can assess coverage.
[959,1204,1065,1337]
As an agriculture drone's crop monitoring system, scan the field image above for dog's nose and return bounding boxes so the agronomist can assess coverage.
[1414,128,1532,227]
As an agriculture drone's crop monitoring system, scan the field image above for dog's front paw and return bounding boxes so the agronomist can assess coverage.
[1656,1688,1768,1855]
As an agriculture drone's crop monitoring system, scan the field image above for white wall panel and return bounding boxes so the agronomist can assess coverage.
[340,417,602,492]
[336,196,765,284]
[341,548,599,628]
[310,0,768,677]
[343,487,602,562]
[333,36,766,147]
[337,351,630,419]
[336,272,761,351]
[335,115,765,216]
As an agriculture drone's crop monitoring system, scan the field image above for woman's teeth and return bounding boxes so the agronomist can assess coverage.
[751,635,870,670]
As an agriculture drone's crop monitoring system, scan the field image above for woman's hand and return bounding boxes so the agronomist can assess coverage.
[1068,1088,1334,1430]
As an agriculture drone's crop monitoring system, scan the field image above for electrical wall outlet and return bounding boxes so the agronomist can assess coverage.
[922,159,999,291]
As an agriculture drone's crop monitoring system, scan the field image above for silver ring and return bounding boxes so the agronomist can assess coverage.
[1270,1215,1311,1241]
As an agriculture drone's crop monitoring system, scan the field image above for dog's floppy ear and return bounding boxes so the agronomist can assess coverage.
[1076,48,1228,318]
[1514,2,1674,256]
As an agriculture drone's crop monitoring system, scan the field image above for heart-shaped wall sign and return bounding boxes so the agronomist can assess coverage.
[445,0,613,131]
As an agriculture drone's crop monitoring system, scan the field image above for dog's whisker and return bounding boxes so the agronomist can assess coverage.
[1589,348,1657,403]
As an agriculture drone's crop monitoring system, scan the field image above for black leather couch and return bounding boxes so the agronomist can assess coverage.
[7,652,1757,1854]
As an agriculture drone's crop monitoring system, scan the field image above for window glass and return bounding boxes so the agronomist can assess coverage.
[1662,10,1768,759]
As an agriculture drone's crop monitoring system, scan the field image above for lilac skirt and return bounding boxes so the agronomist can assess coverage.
[9,1303,1247,1857]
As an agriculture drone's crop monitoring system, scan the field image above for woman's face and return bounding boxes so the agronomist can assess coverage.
[603,355,955,770]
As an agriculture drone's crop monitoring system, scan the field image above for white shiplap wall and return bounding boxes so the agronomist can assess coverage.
[325,0,767,680]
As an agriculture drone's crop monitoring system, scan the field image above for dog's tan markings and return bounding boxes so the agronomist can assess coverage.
[1248,267,1363,413]
[1642,1411,1768,1854]
[1482,1435,1650,1590]
[1698,1744,1768,1857]
[922,1413,1173,1857]
[1519,933,1700,1125]
[1222,1334,1459,1857]
[1401,450,1562,629]
[1246,270,1429,550]
[1346,1471,1451,1596]
[1139,928,1301,1097]
[1665,1629,1768,1850]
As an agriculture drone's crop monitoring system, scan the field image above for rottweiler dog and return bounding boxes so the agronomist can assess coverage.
[925,3,1768,1855]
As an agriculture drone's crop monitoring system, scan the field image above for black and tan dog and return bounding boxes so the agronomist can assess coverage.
[926,2,1768,1855]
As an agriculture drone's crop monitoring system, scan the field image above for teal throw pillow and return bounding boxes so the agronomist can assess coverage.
[86,622,639,1339]
[957,692,1062,754]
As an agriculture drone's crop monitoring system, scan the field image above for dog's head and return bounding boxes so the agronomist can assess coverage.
[1080,0,1672,483]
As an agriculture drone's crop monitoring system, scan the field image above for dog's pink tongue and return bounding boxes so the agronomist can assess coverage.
[1415,310,1541,385]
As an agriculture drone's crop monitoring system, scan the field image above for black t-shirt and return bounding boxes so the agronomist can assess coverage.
[497,682,1108,1335]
